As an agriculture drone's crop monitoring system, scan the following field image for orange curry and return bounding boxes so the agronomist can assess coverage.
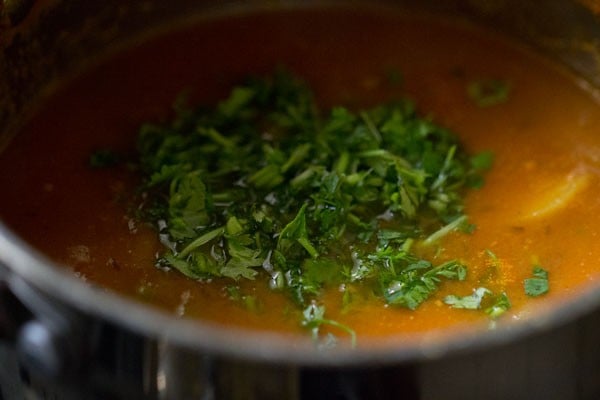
[1,7,600,343]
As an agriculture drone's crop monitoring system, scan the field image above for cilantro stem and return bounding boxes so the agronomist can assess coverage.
[358,149,411,168]
[334,151,350,175]
[177,226,225,259]
[198,127,236,148]
[319,318,357,348]
[298,237,319,258]
[360,111,382,143]
[281,143,311,173]
[431,145,457,191]
[422,215,468,246]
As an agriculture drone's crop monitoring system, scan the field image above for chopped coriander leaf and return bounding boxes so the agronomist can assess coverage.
[485,292,511,319]
[524,266,549,297]
[468,150,495,188]
[177,226,224,259]
[302,303,357,348]
[485,249,499,262]
[226,285,263,313]
[445,287,491,309]
[380,259,467,310]
[277,203,318,258]
[446,287,512,320]
[132,70,492,337]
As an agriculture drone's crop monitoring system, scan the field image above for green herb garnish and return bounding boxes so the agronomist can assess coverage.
[524,266,549,297]
[445,286,513,322]
[485,292,511,319]
[380,259,467,310]
[444,287,491,309]
[133,70,492,340]
[302,303,357,348]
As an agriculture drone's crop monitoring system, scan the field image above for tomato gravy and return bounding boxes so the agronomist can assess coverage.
[2,6,600,342]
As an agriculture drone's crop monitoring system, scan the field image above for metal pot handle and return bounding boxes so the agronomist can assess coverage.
[0,279,26,342]
[0,262,85,381]
[0,262,160,399]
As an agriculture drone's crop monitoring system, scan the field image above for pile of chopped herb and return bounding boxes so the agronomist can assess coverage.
[133,70,494,340]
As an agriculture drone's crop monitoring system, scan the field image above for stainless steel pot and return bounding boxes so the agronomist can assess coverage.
[2,1,600,399]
